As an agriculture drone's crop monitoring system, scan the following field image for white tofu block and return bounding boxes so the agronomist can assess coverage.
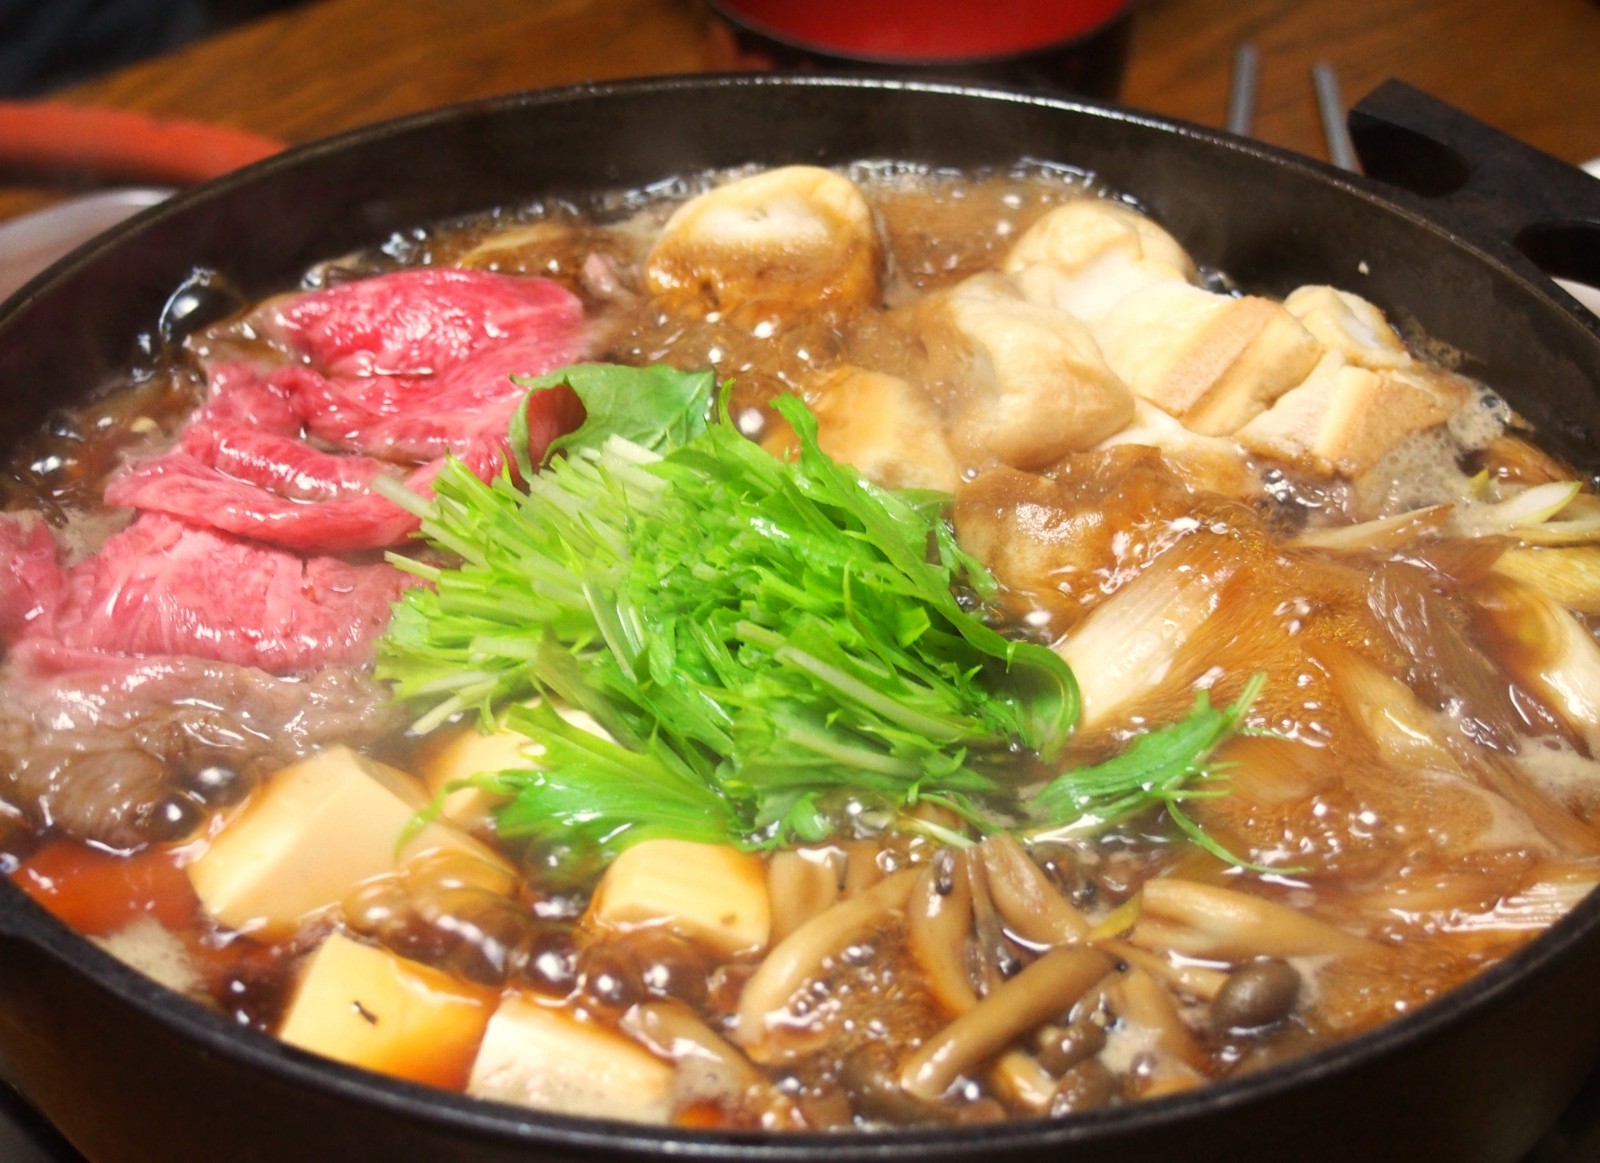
[422,722,538,832]
[588,839,770,957]
[1093,283,1323,435]
[1003,199,1195,283]
[469,994,675,1124]
[1004,201,1196,330]
[187,746,514,938]
[1013,251,1180,328]
[278,931,495,1088]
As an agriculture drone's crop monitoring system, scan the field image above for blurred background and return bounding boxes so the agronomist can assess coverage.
[0,0,1590,287]
[0,0,307,97]
[1,0,1595,160]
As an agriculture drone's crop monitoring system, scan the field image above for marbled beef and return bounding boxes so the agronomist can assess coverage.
[104,269,587,551]
[0,639,396,848]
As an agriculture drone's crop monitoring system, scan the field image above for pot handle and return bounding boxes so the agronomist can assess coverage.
[1348,80,1600,292]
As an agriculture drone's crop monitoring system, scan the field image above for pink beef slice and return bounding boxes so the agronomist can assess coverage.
[104,269,588,552]
[104,380,585,553]
[191,360,303,433]
[47,514,416,673]
[256,267,585,377]
[0,513,66,647]
[104,424,421,553]
[283,330,586,459]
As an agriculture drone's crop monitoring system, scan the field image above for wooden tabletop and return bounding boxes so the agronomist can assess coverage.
[44,0,1600,172]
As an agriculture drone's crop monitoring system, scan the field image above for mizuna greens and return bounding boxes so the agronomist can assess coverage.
[376,364,1259,855]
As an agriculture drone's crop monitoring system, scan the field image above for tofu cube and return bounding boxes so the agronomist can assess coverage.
[944,275,1136,468]
[1283,284,1412,369]
[468,994,675,1123]
[187,746,513,938]
[278,931,495,1089]
[1002,199,1196,283]
[1092,283,1323,435]
[1236,353,1457,476]
[588,839,770,957]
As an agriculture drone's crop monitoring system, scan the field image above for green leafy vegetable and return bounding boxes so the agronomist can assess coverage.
[377,363,1262,860]
[1029,672,1267,865]
[508,363,717,476]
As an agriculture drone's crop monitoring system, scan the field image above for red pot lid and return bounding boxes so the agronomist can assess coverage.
[712,0,1130,61]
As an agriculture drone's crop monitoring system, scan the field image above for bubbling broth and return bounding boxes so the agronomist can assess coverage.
[5,161,1600,1130]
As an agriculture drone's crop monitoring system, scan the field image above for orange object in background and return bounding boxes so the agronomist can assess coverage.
[710,0,1126,60]
[0,103,286,297]
[0,101,283,185]
[706,0,1134,97]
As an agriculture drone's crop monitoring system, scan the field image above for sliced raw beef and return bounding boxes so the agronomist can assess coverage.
[0,508,409,846]
[105,422,418,552]
[47,514,415,672]
[256,267,584,377]
[106,269,588,551]
[179,424,394,500]
[192,361,302,433]
[0,638,397,848]
[104,383,584,552]
[103,453,419,553]
[0,513,66,647]
[284,331,586,459]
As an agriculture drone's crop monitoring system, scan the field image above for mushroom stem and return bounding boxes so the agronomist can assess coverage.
[1135,878,1372,960]
[907,852,978,1015]
[1112,966,1208,1088]
[968,849,1019,993]
[1101,937,1228,1001]
[734,870,916,1051]
[622,1001,765,1092]
[989,1051,1058,1112]
[766,848,843,942]
[977,832,1091,945]
[898,945,1114,1101]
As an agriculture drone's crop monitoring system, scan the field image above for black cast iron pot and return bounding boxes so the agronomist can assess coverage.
[2,75,1600,1163]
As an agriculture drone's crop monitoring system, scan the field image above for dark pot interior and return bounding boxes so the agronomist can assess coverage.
[2,74,1600,1163]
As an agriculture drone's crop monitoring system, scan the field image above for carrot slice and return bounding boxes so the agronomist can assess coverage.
[13,839,198,935]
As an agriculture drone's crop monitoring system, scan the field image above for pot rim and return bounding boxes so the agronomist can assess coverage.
[4,70,1600,1157]
[11,873,1600,1157]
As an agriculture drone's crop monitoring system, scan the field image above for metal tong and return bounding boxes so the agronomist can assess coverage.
[1227,44,1360,172]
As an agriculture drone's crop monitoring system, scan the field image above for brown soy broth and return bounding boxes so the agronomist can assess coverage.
[4,160,1600,1129]
[0,367,202,524]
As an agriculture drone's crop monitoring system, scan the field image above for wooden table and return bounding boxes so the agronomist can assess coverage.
[46,0,1600,170]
